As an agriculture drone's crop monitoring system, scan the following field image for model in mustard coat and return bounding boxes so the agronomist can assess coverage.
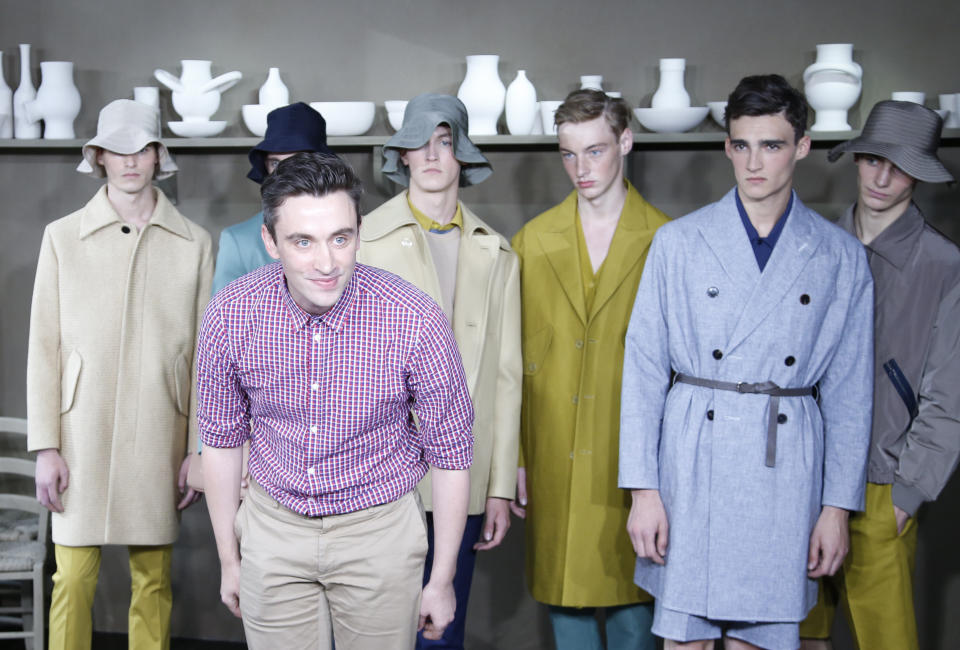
[512,181,669,607]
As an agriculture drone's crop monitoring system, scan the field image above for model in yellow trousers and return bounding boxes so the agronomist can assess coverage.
[49,544,173,650]
[800,483,919,649]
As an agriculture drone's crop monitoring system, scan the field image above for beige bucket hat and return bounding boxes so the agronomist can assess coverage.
[77,99,178,179]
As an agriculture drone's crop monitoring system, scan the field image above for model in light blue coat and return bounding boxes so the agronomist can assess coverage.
[619,186,874,622]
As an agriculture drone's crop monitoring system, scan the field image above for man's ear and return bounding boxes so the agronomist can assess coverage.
[261,224,280,260]
[619,127,634,156]
[795,135,812,161]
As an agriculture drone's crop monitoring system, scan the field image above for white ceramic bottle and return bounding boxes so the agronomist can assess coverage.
[505,70,538,135]
[259,67,289,109]
[803,43,862,131]
[0,52,12,138]
[651,58,691,109]
[13,44,40,139]
[25,61,82,139]
[457,55,506,136]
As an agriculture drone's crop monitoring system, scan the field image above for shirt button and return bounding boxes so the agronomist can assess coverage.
[311,382,319,391]
[307,467,316,476]
[527,363,536,372]
[713,349,723,360]
[310,425,318,434]
[800,294,811,305]
[313,333,322,343]
[785,356,796,366]
[121,225,131,234]
[572,395,578,404]
[777,413,788,424]
[706,409,714,421]
[575,340,583,349]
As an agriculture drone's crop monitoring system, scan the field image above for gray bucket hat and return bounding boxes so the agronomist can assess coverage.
[828,100,953,183]
[77,99,177,180]
[382,93,492,187]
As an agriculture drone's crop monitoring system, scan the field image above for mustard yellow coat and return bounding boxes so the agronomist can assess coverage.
[27,186,213,546]
[511,182,669,607]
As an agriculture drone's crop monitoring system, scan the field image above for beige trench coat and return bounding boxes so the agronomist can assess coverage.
[27,186,213,546]
[511,182,669,606]
[358,192,521,515]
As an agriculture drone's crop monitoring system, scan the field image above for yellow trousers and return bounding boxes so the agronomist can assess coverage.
[49,544,173,650]
[799,483,919,649]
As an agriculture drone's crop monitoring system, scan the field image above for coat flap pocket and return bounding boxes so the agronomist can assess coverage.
[60,350,82,414]
[174,354,191,416]
[522,325,553,375]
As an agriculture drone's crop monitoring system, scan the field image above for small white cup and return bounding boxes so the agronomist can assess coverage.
[134,86,160,110]
[580,75,603,91]
[891,91,925,105]
[540,100,563,135]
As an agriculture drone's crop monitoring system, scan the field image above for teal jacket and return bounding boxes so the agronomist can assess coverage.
[212,212,274,295]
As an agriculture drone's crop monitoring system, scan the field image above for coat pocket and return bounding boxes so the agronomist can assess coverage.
[174,354,191,416]
[60,350,82,414]
[522,325,553,376]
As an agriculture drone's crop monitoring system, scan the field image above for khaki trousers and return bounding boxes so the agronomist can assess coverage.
[237,481,428,650]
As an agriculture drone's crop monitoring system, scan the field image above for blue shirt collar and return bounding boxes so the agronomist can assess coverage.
[735,189,794,271]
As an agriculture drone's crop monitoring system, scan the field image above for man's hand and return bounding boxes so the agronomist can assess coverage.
[177,454,202,510]
[509,467,527,518]
[474,497,511,551]
[807,505,850,578]
[219,558,242,618]
[894,504,910,535]
[419,578,455,640]
[35,448,69,513]
[627,489,669,565]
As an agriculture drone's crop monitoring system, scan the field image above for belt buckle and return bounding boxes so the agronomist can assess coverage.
[736,382,746,393]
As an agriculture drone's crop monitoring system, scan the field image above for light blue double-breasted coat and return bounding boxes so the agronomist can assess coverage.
[619,188,874,622]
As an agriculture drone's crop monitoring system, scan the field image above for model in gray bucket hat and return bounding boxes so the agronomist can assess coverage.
[77,99,178,179]
[800,99,960,649]
[828,99,953,183]
[382,93,492,187]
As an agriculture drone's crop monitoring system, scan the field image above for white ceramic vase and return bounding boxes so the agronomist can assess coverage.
[803,44,862,131]
[13,44,40,139]
[0,52,12,138]
[651,58,691,109]
[580,75,603,91]
[259,67,289,109]
[24,61,81,139]
[457,55,505,136]
[505,70,537,135]
[154,59,242,122]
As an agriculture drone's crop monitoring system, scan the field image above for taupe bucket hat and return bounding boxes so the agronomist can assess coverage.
[77,99,178,180]
[828,100,953,183]
[382,93,492,187]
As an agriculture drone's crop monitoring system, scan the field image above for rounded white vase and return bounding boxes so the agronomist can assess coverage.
[457,55,505,136]
[25,61,81,139]
[0,52,12,138]
[259,67,289,109]
[651,58,691,109]
[13,44,40,139]
[804,44,862,131]
[505,70,537,135]
[154,59,242,122]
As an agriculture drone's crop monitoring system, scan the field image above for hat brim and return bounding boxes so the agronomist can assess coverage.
[77,128,177,180]
[382,111,492,187]
[828,138,954,184]
[247,142,337,184]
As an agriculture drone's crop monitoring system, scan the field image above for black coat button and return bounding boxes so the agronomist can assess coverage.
[777,413,788,424]
[800,294,810,305]
[707,409,714,421]
[121,225,131,234]
[785,356,795,366]
[712,349,723,360]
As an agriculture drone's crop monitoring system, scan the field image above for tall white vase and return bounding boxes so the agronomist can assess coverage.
[13,44,40,139]
[505,70,537,135]
[25,61,82,139]
[651,58,691,109]
[804,43,862,131]
[0,52,12,138]
[457,55,505,136]
[259,67,289,109]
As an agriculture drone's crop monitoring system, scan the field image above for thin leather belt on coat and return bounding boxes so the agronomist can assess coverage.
[673,373,817,468]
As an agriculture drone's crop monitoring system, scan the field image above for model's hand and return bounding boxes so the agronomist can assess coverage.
[509,467,527,518]
[419,578,455,640]
[219,558,242,618]
[627,489,669,565]
[807,505,850,578]
[35,448,69,513]
[893,504,910,535]
[177,454,202,510]
[474,497,511,551]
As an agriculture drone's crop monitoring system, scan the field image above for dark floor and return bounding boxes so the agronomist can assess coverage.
[0,633,247,649]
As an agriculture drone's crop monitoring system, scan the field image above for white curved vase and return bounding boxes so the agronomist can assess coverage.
[804,43,862,131]
[25,61,81,139]
[0,52,12,138]
[13,44,40,139]
[154,59,242,122]
[259,67,289,109]
[457,55,505,136]
[651,58,691,109]
[505,70,537,135]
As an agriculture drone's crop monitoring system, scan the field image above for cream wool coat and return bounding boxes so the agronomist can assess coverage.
[27,185,213,546]
[358,192,521,515]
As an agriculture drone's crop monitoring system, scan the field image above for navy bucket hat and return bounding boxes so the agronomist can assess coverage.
[247,102,337,183]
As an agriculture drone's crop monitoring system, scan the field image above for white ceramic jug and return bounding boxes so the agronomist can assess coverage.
[457,55,505,136]
[24,61,82,139]
[505,70,538,135]
[651,58,691,109]
[154,60,242,122]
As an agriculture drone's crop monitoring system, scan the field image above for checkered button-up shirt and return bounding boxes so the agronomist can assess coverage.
[196,262,474,516]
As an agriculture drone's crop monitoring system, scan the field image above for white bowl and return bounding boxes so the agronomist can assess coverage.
[309,101,375,136]
[385,100,408,131]
[241,104,270,137]
[167,120,227,137]
[633,107,709,133]
[707,101,727,128]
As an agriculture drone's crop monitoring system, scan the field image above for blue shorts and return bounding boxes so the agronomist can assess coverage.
[653,604,799,649]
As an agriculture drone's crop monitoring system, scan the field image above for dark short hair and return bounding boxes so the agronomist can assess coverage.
[261,152,363,240]
[726,74,808,143]
[555,89,632,137]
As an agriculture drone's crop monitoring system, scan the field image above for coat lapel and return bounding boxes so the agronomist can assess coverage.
[537,192,587,324]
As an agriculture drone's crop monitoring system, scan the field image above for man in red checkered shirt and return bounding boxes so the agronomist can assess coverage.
[196,153,474,650]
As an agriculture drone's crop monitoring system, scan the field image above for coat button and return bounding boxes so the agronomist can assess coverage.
[777,413,788,424]
[800,294,810,305]
[712,349,723,360]
[121,225,131,234]
[785,356,795,366]
[707,286,719,298]
[706,409,714,421]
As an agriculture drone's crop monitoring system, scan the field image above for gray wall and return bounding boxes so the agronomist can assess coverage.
[1,0,958,647]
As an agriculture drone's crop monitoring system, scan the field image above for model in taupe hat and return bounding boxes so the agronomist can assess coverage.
[77,98,178,179]
[800,99,960,650]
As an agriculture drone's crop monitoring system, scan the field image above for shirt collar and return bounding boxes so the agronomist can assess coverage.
[276,263,360,332]
[735,189,793,246]
[858,201,925,270]
[407,194,463,233]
